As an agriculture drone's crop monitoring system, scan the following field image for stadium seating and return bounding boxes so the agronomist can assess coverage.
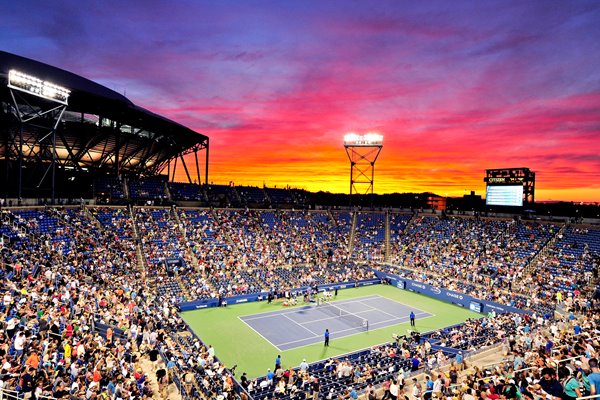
[135,207,186,263]
[352,212,386,261]
[128,176,168,200]
[1,205,598,400]
[169,182,206,201]
[95,176,126,199]
[264,187,294,206]
[205,184,243,207]
[236,185,268,205]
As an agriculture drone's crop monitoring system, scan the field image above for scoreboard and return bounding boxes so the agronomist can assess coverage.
[485,185,523,206]
[484,168,535,207]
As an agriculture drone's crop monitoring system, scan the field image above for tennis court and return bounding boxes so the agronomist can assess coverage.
[239,294,432,351]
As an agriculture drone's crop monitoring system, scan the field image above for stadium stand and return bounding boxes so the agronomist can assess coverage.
[264,187,294,207]
[352,212,387,262]
[205,184,243,208]
[1,206,600,400]
[135,207,185,263]
[95,177,127,201]
[168,182,205,202]
[128,177,168,201]
[236,186,268,206]
[530,226,600,296]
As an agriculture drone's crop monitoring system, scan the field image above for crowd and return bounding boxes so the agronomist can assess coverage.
[528,226,599,303]
[178,208,362,299]
[388,216,557,292]
[0,207,239,400]
[93,208,596,312]
[393,304,600,400]
[384,216,600,315]
[250,303,600,400]
[353,213,387,262]
[1,206,599,400]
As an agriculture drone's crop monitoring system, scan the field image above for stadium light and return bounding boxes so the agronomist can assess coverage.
[343,132,384,208]
[8,69,70,105]
[343,132,383,146]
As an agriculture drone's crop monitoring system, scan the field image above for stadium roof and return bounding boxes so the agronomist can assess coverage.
[0,50,208,176]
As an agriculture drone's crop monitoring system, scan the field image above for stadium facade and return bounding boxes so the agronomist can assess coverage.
[0,50,208,202]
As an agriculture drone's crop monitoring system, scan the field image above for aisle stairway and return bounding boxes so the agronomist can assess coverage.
[348,211,358,255]
[384,210,391,262]
[129,205,148,282]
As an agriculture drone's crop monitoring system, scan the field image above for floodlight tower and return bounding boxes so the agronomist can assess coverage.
[343,133,383,208]
[6,70,70,204]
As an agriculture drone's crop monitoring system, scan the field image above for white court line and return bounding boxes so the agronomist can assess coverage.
[358,295,436,320]
[282,313,319,336]
[279,313,440,350]
[237,316,283,352]
[240,293,437,350]
[317,295,427,322]
[240,295,381,322]
[276,319,383,347]
[363,293,428,310]
[355,299,404,320]
[295,306,374,326]
[277,311,434,348]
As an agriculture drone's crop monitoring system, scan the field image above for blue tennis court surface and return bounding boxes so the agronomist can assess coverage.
[239,295,432,351]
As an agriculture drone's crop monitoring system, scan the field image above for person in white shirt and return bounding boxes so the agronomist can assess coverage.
[6,318,17,339]
[433,374,444,399]
[76,342,85,359]
[463,388,476,400]
[3,292,12,308]
[14,332,26,357]
[412,379,422,400]
[299,358,309,372]
[390,379,400,400]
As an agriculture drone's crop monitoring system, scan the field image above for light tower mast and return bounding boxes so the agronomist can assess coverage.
[343,133,383,208]
[6,69,71,205]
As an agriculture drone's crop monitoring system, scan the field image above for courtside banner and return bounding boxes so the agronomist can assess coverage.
[179,278,381,311]
[371,269,530,315]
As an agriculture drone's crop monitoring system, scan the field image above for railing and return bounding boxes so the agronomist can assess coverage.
[384,210,391,262]
[553,354,584,374]
[0,387,20,400]
[479,358,512,372]
[0,387,58,400]
[157,347,194,400]
[513,366,539,374]
[465,341,504,359]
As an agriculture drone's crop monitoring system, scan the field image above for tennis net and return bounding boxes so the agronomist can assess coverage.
[317,302,369,331]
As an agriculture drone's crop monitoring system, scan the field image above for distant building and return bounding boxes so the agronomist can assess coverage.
[426,194,447,211]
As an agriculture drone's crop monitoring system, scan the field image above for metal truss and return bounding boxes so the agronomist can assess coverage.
[8,87,66,203]
[160,140,209,185]
[344,143,383,207]
[2,98,210,197]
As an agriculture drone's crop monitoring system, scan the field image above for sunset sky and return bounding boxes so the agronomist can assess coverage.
[1,1,599,201]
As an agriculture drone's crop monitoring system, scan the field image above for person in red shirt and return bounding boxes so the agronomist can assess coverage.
[65,322,73,338]
[381,379,391,399]
[487,385,500,400]
[94,369,102,383]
